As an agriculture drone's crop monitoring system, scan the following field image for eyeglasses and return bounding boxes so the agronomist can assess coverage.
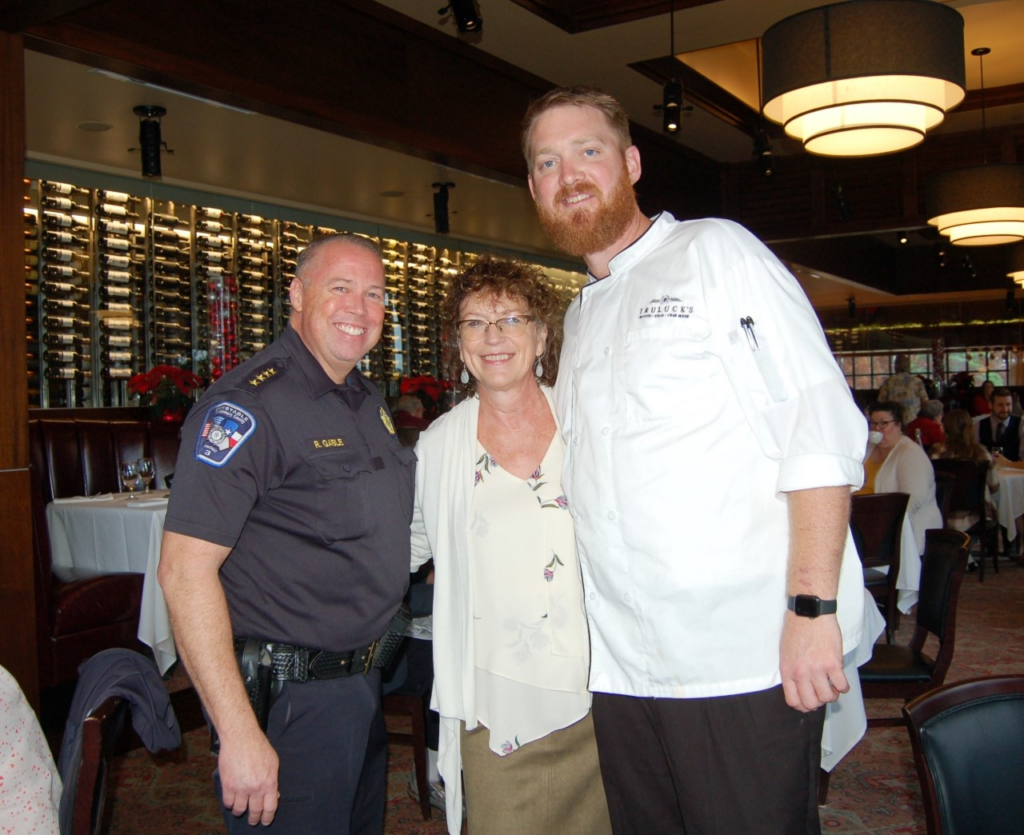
[869,419,898,429]
[456,316,536,341]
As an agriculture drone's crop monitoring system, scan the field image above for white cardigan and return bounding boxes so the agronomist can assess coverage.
[410,388,559,832]
[869,434,943,554]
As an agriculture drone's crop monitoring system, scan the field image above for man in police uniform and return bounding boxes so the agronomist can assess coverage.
[159,234,415,833]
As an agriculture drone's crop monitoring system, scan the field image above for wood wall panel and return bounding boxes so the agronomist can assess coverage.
[0,29,36,702]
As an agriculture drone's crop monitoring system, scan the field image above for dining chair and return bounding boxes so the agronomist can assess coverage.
[903,675,1024,835]
[383,692,432,820]
[930,459,996,581]
[71,695,128,835]
[850,492,910,644]
[932,470,955,530]
[859,528,970,727]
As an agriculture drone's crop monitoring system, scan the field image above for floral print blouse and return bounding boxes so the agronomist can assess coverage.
[469,433,591,757]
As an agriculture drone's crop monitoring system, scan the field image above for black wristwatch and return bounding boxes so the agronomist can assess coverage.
[787,594,838,618]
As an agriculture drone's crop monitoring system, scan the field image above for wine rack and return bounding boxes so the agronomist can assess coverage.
[21,176,585,408]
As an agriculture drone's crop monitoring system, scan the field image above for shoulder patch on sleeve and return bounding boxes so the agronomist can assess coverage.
[195,402,257,467]
[245,361,286,391]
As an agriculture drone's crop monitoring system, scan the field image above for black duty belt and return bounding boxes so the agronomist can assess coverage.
[233,638,379,681]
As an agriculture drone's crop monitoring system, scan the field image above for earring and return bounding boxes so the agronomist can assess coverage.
[460,367,470,385]
[535,358,544,378]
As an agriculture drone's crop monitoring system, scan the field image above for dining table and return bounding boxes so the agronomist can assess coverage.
[994,464,1024,541]
[45,490,176,675]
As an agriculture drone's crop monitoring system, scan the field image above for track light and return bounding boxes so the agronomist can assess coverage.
[899,231,908,245]
[132,105,169,179]
[438,0,481,33]
[753,130,774,177]
[432,182,455,235]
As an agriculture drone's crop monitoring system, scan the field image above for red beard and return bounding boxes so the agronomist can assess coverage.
[536,164,638,257]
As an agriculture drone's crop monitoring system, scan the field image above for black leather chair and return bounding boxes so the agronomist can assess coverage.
[903,675,1024,835]
[850,492,910,644]
[931,459,997,581]
[859,529,970,727]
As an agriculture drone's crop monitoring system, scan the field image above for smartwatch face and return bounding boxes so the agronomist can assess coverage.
[793,595,820,617]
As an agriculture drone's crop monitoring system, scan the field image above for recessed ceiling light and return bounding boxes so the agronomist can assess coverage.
[380,190,405,198]
[77,121,113,132]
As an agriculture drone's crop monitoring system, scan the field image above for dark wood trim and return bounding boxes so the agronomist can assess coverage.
[0,0,106,33]
[0,29,37,705]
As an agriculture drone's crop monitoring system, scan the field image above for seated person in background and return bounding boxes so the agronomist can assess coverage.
[394,394,431,431]
[861,401,943,556]
[931,409,999,533]
[905,399,945,449]
[975,387,1023,461]
[970,380,995,416]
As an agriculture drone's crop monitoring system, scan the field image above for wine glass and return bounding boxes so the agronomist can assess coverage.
[119,460,140,500]
[137,457,155,494]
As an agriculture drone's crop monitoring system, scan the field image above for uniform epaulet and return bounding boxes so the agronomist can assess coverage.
[244,360,286,393]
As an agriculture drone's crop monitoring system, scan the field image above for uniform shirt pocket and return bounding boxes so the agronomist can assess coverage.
[308,447,374,542]
[623,318,714,423]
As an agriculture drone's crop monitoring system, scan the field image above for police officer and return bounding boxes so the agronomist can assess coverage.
[159,233,415,833]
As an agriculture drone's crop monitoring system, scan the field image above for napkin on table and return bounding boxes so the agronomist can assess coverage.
[52,494,114,504]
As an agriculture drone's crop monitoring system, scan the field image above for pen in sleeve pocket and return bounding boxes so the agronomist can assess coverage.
[740,316,759,350]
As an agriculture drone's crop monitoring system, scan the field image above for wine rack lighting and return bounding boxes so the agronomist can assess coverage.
[22,178,583,408]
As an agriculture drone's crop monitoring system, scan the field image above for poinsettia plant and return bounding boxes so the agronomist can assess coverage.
[128,364,205,421]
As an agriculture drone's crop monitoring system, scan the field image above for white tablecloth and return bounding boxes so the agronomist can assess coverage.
[994,466,1024,541]
[821,590,887,772]
[895,513,921,613]
[45,491,176,674]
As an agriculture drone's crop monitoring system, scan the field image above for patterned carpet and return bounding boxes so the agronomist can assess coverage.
[98,559,1024,834]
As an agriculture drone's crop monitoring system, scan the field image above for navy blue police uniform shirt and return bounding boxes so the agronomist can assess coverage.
[163,325,416,652]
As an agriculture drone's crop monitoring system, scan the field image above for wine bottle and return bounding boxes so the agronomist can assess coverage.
[152,212,183,226]
[43,281,83,295]
[103,269,133,284]
[100,285,132,299]
[240,227,266,239]
[42,195,89,212]
[149,288,186,303]
[100,333,131,348]
[152,227,182,243]
[241,270,266,281]
[45,332,89,348]
[99,318,134,331]
[46,366,84,380]
[97,203,138,218]
[42,211,88,230]
[42,181,88,196]
[241,214,265,225]
[97,190,131,204]
[241,312,267,323]
[99,219,132,236]
[150,335,188,348]
[197,220,222,233]
[195,232,224,249]
[239,255,264,268]
[43,298,88,313]
[237,238,265,252]
[154,275,187,289]
[99,236,130,252]
[240,341,266,352]
[100,253,131,269]
[241,284,269,296]
[240,326,267,338]
[43,349,81,364]
[102,367,133,380]
[198,207,224,219]
[44,264,87,281]
[198,249,227,264]
[44,230,89,247]
[99,348,133,364]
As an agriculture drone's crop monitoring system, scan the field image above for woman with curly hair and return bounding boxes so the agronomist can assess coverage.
[410,254,610,834]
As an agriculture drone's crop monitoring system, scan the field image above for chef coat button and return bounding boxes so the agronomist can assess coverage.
[601,426,611,436]
[608,510,616,521]
[623,592,633,604]
[589,592,597,601]
[573,435,581,445]
[604,346,610,356]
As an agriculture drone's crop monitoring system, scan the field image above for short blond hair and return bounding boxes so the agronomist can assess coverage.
[521,86,632,170]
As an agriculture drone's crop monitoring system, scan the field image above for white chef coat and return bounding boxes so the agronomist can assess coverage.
[554,212,869,699]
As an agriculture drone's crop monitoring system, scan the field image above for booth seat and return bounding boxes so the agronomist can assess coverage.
[29,417,182,689]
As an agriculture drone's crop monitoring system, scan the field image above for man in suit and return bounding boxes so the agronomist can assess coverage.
[976,388,1023,461]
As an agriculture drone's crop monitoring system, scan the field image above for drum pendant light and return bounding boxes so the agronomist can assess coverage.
[761,0,966,157]
[927,49,1024,247]
[1009,246,1024,286]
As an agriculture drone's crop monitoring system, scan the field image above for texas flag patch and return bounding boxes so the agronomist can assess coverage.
[195,402,257,467]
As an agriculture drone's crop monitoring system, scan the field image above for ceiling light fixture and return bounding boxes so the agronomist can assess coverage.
[653,0,683,134]
[927,48,1024,247]
[899,231,908,245]
[438,0,481,33]
[1009,246,1024,286]
[761,0,966,157]
[131,105,169,179]
[432,182,455,235]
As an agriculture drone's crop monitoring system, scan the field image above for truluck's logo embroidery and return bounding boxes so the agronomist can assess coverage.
[638,295,694,321]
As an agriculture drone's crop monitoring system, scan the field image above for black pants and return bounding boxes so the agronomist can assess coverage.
[215,669,387,834]
[592,685,824,835]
